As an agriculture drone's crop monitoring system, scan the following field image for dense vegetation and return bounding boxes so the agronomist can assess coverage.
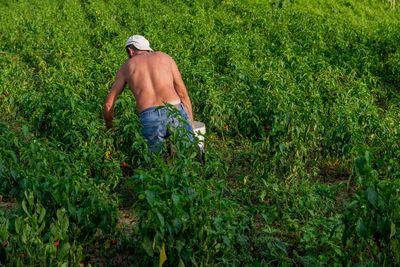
[0,0,399,266]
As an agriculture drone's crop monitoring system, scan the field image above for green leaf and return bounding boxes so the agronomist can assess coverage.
[173,218,181,231]
[145,190,156,207]
[356,218,367,238]
[222,235,230,246]
[38,205,46,223]
[0,160,4,177]
[377,215,389,235]
[26,191,34,208]
[365,187,378,208]
[172,194,180,206]
[22,199,29,217]
[390,222,396,239]
[21,125,29,137]
[142,237,154,257]
[279,143,285,153]
[275,241,287,254]
[348,200,359,209]
[56,208,65,221]
[8,150,17,164]
[14,218,21,234]
[355,157,367,176]
[156,211,165,227]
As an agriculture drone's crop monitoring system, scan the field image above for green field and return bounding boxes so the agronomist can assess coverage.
[1,0,399,266]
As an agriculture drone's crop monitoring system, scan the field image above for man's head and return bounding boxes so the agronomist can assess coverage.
[125,35,153,56]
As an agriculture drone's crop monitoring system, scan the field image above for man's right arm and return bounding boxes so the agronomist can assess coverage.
[170,58,194,124]
[104,68,126,128]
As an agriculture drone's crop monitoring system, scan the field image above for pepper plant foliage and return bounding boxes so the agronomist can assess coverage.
[0,0,400,266]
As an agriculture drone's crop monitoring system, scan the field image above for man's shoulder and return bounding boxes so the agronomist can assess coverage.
[121,60,132,71]
[150,52,175,66]
[153,51,172,59]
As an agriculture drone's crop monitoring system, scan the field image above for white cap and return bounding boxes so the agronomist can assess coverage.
[125,35,153,51]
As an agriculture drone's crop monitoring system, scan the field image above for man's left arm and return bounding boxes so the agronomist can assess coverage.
[104,68,126,129]
[170,58,194,125]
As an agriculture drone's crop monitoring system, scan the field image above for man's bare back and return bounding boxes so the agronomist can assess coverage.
[125,51,184,111]
[103,35,193,131]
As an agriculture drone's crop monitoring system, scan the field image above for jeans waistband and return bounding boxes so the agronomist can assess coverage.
[140,102,182,115]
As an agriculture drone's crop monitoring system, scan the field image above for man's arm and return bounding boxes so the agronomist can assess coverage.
[104,68,126,128]
[170,58,194,124]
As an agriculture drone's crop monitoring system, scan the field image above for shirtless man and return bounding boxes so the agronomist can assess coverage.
[103,35,194,152]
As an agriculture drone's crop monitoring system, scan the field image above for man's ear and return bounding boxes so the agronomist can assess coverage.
[128,47,135,58]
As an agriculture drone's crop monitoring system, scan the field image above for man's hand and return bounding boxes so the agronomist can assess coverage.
[105,120,113,129]
[103,106,114,129]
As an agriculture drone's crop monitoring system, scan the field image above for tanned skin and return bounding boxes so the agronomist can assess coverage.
[104,47,194,129]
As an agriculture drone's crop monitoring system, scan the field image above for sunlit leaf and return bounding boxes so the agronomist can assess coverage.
[159,243,167,267]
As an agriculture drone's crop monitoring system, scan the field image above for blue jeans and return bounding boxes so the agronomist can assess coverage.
[139,103,194,152]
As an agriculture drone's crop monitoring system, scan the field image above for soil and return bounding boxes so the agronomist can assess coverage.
[318,161,351,184]
[0,195,16,211]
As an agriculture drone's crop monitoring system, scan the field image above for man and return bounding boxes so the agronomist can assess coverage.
[104,35,194,152]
